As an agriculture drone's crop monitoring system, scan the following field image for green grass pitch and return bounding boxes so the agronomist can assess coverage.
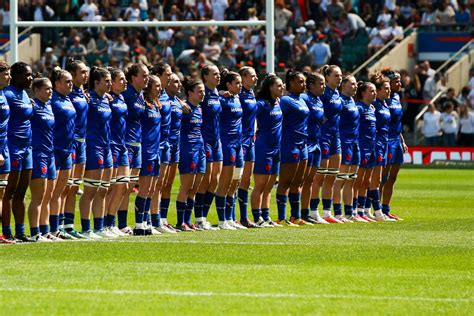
[0,169,473,315]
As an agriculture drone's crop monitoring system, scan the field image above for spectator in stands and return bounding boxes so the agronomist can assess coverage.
[434,1,455,25]
[275,31,292,66]
[111,36,130,65]
[439,88,461,110]
[203,32,222,63]
[275,0,293,32]
[347,11,367,36]
[294,44,314,71]
[79,0,99,21]
[423,103,442,146]
[458,103,474,146]
[368,20,390,55]
[326,0,345,21]
[455,2,471,26]
[421,3,436,26]
[31,0,54,21]
[389,20,404,41]
[458,86,471,108]
[399,0,413,26]
[68,36,87,61]
[377,6,392,25]
[212,0,229,21]
[0,2,10,34]
[309,31,331,68]
[441,102,458,146]
[402,71,422,132]
[360,3,376,27]
[124,0,142,22]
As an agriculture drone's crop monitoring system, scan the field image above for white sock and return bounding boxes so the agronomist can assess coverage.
[374,210,383,217]
[136,222,145,229]
[323,209,332,217]
[309,210,319,218]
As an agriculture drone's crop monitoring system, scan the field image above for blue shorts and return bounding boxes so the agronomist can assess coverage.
[254,149,280,175]
[32,154,56,180]
[374,142,388,167]
[222,144,244,167]
[280,143,308,164]
[140,158,160,177]
[204,139,223,163]
[320,133,341,160]
[179,145,206,174]
[85,145,113,170]
[111,144,129,168]
[54,150,72,171]
[160,141,171,165]
[387,137,404,165]
[0,146,10,174]
[127,144,142,169]
[72,140,86,165]
[169,142,179,163]
[359,148,375,169]
[9,146,32,172]
[307,145,321,168]
[341,141,360,165]
[242,136,255,162]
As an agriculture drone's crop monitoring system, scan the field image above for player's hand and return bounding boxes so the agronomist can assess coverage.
[0,154,4,167]
[218,90,232,97]
[402,143,408,153]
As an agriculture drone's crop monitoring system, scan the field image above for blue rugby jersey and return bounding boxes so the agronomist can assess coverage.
[51,90,76,153]
[301,92,324,146]
[159,91,172,144]
[4,85,33,149]
[255,99,282,152]
[339,94,360,143]
[110,92,128,146]
[386,92,403,138]
[122,85,146,144]
[239,87,258,138]
[141,102,161,159]
[168,95,183,144]
[280,93,309,146]
[320,86,342,135]
[356,101,376,149]
[69,85,88,139]
[200,86,221,142]
[0,88,9,150]
[180,101,204,146]
[219,95,243,147]
[31,98,55,157]
[373,98,391,147]
[86,90,112,146]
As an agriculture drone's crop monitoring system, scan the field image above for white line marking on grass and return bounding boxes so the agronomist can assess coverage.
[3,287,472,303]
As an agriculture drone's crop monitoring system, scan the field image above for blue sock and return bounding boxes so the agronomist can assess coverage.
[160,198,170,219]
[225,195,234,221]
[105,214,115,227]
[40,225,49,235]
[30,226,39,237]
[145,197,152,225]
[94,217,104,231]
[353,197,358,210]
[117,210,128,229]
[81,218,90,232]
[194,193,205,219]
[251,208,261,222]
[2,225,12,236]
[368,189,381,211]
[135,196,146,225]
[49,215,59,233]
[289,192,301,219]
[143,212,150,226]
[112,216,116,227]
[261,208,270,221]
[310,198,320,211]
[382,204,390,215]
[151,213,161,227]
[357,196,366,216]
[301,208,310,219]
[215,195,226,221]
[333,203,342,216]
[322,199,332,211]
[176,201,187,226]
[185,198,195,226]
[59,213,65,226]
[344,205,353,216]
[237,188,249,222]
[232,194,237,222]
[15,223,25,236]
[203,191,215,218]
[276,194,288,221]
[64,212,74,226]
[365,196,372,209]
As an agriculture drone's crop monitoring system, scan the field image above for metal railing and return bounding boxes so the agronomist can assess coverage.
[413,90,444,146]
[0,26,34,52]
[352,23,415,78]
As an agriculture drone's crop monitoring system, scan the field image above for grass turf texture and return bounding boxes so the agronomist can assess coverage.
[0,169,473,315]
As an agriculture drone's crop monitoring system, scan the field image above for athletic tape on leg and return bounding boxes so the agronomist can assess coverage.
[116,176,130,184]
[83,178,102,187]
[233,167,243,180]
[0,179,7,187]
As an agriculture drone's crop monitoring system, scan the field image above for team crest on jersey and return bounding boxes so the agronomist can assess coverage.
[388,153,393,160]
[190,162,196,170]
[41,165,47,174]
[345,154,352,162]
[98,158,104,165]
[361,158,368,165]
[377,156,383,162]
[112,156,117,163]
[322,148,328,156]
[12,159,19,168]
[147,164,153,172]
[293,153,299,160]
[206,151,211,158]
[230,155,235,162]
[71,152,76,160]
[265,163,271,172]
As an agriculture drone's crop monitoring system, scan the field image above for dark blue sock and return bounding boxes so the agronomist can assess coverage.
[225,195,234,221]
[135,196,146,225]
[176,201,187,226]
[112,216,116,227]
[261,208,270,221]
[185,198,195,225]
[59,213,65,226]
[145,197,152,225]
[143,212,150,226]
[215,195,226,221]
[301,208,310,219]
[151,213,161,227]
[94,217,104,231]
[276,194,288,220]
[357,196,366,216]
[194,193,205,219]
[203,191,215,218]
[117,210,128,229]
[40,225,49,235]
[333,203,342,216]
[382,204,390,215]
[81,218,90,232]
[344,205,353,216]
[310,198,320,211]
[30,226,39,237]
[353,197,358,210]
[251,208,261,222]
[160,198,170,219]
[289,192,301,219]
[368,189,381,211]
[64,212,74,226]
[105,214,115,227]
[232,194,237,222]
[15,223,25,236]
[237,188,249,222]
[365,196,372,209]
[50,215,59,233]
[322,199,332,211]
[2,225,12,236]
